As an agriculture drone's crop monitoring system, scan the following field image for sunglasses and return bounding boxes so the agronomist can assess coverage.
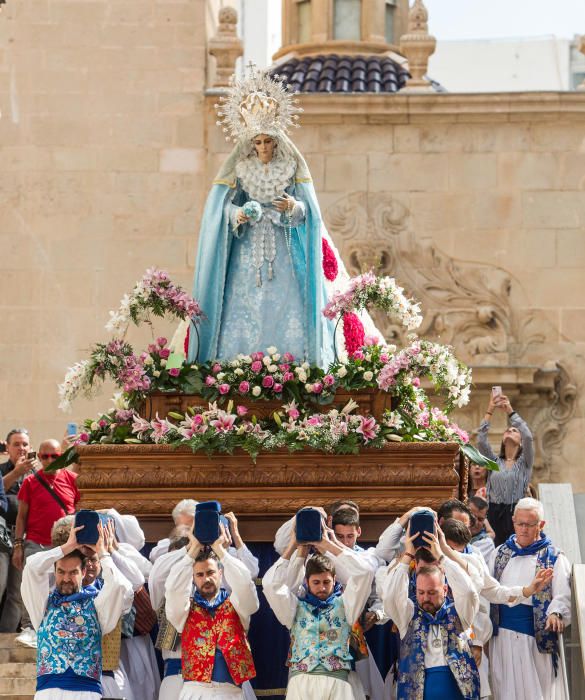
[39,453,62,460]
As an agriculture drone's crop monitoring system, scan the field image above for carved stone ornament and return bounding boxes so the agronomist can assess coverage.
[579,36,585,91]
[399,0,436,90]
[208,6,243,88]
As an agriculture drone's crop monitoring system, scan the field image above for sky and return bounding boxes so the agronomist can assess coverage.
[425,0,585,41]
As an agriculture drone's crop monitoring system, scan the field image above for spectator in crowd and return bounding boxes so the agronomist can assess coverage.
[382,524,480,700]
[21,521,133,700]
[149,498,198,563]
[165,526,259,699]
[477,393,534,545]
[264,525,373,700]
[489,497,570,700]
[0,428,33,633]
[12,438,80,647]
[468,463,488,500]
[468,496,496,563]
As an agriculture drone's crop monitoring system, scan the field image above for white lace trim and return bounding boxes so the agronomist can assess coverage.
[235,155,296,204]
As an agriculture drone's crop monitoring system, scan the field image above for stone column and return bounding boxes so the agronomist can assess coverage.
[208,6,244,88]
[578,35,585,91]
[399,0,436,91]
[362,0,386,44]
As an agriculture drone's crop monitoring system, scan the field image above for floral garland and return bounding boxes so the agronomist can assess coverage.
[105,267,203,337]
[322,271,423,331]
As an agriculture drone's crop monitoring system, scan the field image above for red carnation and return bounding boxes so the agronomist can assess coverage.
[322,237,338,281]
[343,312,365,357]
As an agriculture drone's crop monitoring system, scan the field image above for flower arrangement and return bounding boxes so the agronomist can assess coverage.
[105,267,204,337]
[242,200,263,223]
[322,271,423,332]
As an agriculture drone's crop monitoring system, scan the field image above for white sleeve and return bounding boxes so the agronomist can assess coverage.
[149,538,170,563]
[165,554,194,633]
[547,552,572,625]
[274,517,295,557]
[111,549,145,593]
[262,557,300,629]
[375,520,404,563]
[382,562,414,639]
[149,547,186,610]
[337,550,374,625]
[94,556,134,636]
[443,557,479,631]
[471,595,493,647]
[222,550,259,630]
[21,546,64,631]
[232,545,260,579]
[117,542,152,581]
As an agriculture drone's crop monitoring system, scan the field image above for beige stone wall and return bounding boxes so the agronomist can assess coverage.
[2,2,584,491]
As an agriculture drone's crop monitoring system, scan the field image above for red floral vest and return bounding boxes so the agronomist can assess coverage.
[181,598,256,685]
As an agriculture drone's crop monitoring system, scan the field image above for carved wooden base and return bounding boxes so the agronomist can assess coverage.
[76,442,462,542]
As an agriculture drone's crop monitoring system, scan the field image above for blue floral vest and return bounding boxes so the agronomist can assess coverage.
[288,596,353,673]
[398,601,480,700]
[490,540,560,662]
[37,591,102,681]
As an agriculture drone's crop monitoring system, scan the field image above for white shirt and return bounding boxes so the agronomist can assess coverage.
[382,558,479,669]
[21,546,134,636]
[374,519,404,563]
[263,549,373,629]
[165,550,259,633]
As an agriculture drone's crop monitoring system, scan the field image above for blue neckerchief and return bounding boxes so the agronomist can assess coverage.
[49,588,98,607]
[302,581,343,614]
[463,544,474,554]
[83,577,104,595]
[505,532,552,557]
[419,599,452,629]
[193,587,229,612]
[353,544,365,552]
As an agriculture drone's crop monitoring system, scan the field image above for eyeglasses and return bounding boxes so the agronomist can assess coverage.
[514,521,540,529]
[39,453,61,460]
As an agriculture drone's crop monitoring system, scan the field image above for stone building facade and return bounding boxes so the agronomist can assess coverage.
[1,1,584,489]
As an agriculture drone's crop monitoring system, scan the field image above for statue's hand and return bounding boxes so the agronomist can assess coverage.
[236,209,249,226]
[272,193,294,213]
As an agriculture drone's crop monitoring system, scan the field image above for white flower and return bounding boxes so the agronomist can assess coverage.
[266,346,278,355]
[143,355,154,366]
[91,421,99,431]
[304,383,313,392]
[160,359,167,367]
[111,391,129,410]
[363,371,373,381]
[336,366,348,378]
[153,370,161,378]
[268,364,278,373]
[297,370,307,382]
[217,372,225,381]
[252,386,261,397]
[302,362,310,370]
[271,353,281,361]
[262,356,271,367]
[234,368,244,376]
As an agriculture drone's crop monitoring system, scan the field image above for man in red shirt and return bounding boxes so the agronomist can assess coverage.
[12,438,80,646]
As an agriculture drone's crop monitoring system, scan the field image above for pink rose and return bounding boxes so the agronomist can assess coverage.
[322,374,335,387]
[288,408,300,420]
[283,352,295,362]
[380,353,389,363]
[238,381,250,394]
[193,414,204,425]
[77,432,90,443]
[273,383,283,393]
[168,367,180,377]
[159,348,171,359]
[352,350,365,360]
[412,377,421,387]
[279,363,290,372]
[236,405,248,416]
[251,360,263,373]
[205,376,216,386]
[98,419,108,428]
[282,372,294,382]
[262,375,274,388]
[312,382,323,394]
[307,415,322,426]
[218,383,230,395]
[251,352,264,361]
[157,337,168,347]
[212,363,222,374]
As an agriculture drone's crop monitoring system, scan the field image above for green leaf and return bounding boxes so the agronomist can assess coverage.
[460,443,500,471]
[44,445,78,474]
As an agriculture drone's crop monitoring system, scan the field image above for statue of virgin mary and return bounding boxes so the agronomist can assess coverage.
[180,65,379,367]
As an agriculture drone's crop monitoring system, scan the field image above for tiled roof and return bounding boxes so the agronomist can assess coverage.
[271,54,410,94]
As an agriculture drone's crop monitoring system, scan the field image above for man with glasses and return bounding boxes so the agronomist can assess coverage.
[0,428,33,633]
[488,497,571,700]
[12,438,80,647]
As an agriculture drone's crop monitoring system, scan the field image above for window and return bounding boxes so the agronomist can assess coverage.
[296,0,312,44]
[333,0,361,41]
[385,0,396,44]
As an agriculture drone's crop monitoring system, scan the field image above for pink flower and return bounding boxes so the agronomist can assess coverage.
[98,419,108,428]
[312,382,323,394]
[218,383,230,395]
[262,375,274,388]
[159,348,171,360]
[192,414,204,425]
[278,363,290,372]
[307,415,322,426]
[282,372,294,382]
[412,377,421,387]
[76,432,90,443]
[283,352,295,362]
[352,350,365,360]
[157,337,168,347]
[212,363,222,374]
[322,374,335,387]
[238,381,250,394]
[356,415,379,443]
[380,353,389,363]
[364,334,380,346]
[210,411,236,433]
[251,352,264,361]
[251,361,263,373]
[288,408,300,420]
[273,383,283,393]
[205,376,216,386]
[168,367,180,377]
[236,405,248,416]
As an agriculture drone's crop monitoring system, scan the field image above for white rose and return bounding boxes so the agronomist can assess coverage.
[298,370,307,382]
[336,366,348,378]
[252,386,261,397]
[160,359,167,368]
[363,371,373,381]
[262,356,271,366]
[272,353,281,361]
[304,383,313,392]
[267,346,278,355]
[302,362,310,370]
[235,368,244,376]
[153,370,161,377]
[268,364,278,373]
[143,355,154,366]
[91,422,99,431]
[217,372,225,381]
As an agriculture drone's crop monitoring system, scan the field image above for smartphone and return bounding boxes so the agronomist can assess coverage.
[0,443,6,454]
[492,386,502,397]
[27,451,37,460]
[66,422,78,437]
[410,509,435,550]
